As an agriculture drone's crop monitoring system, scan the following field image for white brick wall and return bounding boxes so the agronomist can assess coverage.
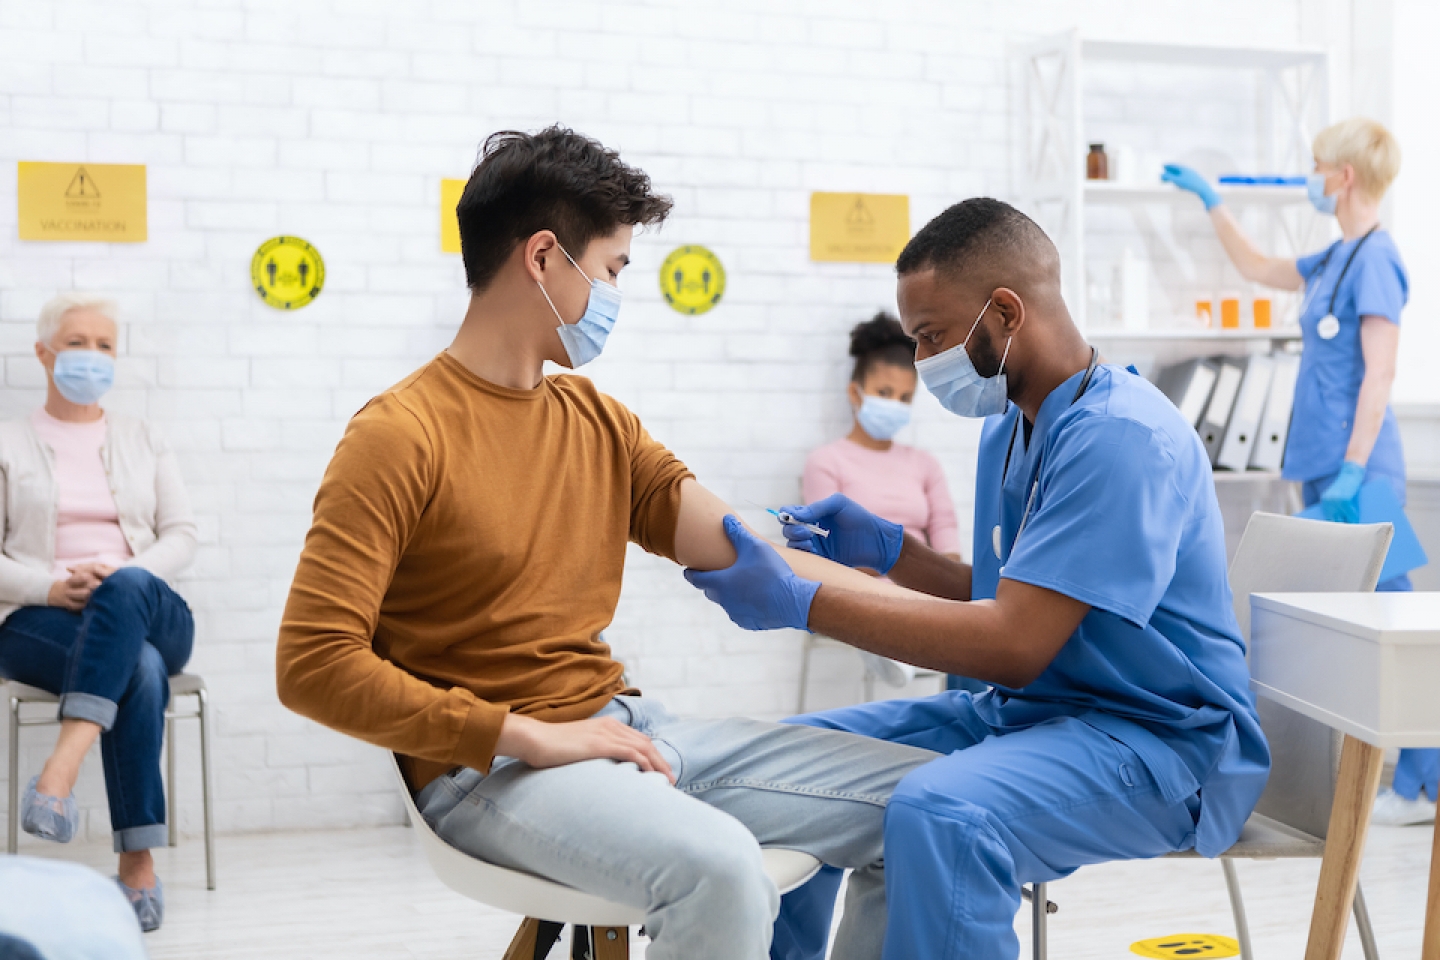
[0,0,1324,838]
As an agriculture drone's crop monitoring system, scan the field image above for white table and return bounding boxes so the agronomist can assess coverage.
[1250,592,1440,960]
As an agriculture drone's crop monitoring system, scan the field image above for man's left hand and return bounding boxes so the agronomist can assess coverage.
[684,516,820,631]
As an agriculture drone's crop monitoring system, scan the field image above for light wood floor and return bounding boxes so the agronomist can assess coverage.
[22,820,1433,958]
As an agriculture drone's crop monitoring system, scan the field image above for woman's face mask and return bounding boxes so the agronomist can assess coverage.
[536,242,622,369]
[1307,167,1340,216]
[855,394,912,441]
[50,348,115,405]
[914,298,1012,418]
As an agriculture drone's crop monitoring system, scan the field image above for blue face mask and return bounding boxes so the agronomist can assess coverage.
[1307,172,1337,215]
[537,243,622,369]
[855,394,912,441]
[50,349,115,405]
[914,298,1012,418]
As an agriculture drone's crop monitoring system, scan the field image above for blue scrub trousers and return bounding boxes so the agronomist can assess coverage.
[1303,470,1439,802]
[771,693,1200,960]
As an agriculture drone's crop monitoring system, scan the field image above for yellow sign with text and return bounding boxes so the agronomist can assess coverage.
[441,178,465,253]
[18,162,147,243]
[809,192,910,264]
[250,236,325,310]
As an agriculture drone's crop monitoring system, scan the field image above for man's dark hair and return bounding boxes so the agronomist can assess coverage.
[457,126,674,291]
[895,198,1055,279]
[848,312,915,382]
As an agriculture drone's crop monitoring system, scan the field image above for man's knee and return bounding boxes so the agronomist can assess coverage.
[656,822,777,928]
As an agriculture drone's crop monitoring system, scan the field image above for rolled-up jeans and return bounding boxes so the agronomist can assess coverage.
[0,567,194,851]
[416,694,937,960]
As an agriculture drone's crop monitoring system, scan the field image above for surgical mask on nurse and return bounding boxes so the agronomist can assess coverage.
[1307,171,1338,215]
[536,241,623,369]
[915,298,1012,418]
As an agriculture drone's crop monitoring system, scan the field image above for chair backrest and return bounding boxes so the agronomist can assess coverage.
[1226,512,1392,838]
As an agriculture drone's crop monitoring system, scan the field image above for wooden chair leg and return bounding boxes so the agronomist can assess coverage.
[571,925,630,959]
[503,917,564,960]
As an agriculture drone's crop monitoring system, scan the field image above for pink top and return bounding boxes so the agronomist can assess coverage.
[802,437,961,555]
[31,409,133,579]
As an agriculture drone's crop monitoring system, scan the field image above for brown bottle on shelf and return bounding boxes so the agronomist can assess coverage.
[1086,143,1108,180]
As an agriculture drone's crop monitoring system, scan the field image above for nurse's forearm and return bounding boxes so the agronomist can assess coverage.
[779,548,919,600]
[1208,207,1304,291]
[807,577,1089,688]
[1345,317,1399,466]
[886,533,972,601]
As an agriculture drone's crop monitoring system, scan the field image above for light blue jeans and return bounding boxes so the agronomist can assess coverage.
[416,695,938,960]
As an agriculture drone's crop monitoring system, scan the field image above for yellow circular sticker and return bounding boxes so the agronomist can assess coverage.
[659,245,726,316]
[251,236,325,310]
[1130,934,1240,959]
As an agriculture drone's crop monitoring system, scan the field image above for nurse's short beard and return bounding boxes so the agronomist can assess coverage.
[969,319,1006,379]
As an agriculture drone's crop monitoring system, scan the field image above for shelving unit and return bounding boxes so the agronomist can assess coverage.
[1010,32,1330,335]
[1010,34,1329,491]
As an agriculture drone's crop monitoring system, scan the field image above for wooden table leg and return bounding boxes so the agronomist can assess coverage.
[1304,735,1385,960]
[1424,814,1440,960]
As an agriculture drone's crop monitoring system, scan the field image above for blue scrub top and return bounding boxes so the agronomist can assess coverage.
[970,366,1269,857]
[1285,230,1408,482]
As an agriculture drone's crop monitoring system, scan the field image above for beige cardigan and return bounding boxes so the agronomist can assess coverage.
[0,412,197,623]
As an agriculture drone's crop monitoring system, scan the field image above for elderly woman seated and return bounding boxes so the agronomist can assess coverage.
[0,294,196,932]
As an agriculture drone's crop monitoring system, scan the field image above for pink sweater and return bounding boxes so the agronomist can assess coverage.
[802,437,961,555]
[31,409,133,579]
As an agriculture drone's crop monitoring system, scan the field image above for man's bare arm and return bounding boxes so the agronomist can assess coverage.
[674,478,921,600]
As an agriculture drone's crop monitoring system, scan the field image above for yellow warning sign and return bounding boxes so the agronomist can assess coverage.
[659,246,726,316]
[440,178,466,254]
[250,236,325,310]
[1130,934,1240,958]
[809,192,910,263]
[17,162,147,243]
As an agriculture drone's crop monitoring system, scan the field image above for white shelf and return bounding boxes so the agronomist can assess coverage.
[1084,181,1308,206]
[1080,39,1326,71]
[1088,327,1302,342]
[1211,470,1287,483]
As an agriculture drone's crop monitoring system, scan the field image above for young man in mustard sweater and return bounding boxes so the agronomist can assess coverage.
[276,126,934,960]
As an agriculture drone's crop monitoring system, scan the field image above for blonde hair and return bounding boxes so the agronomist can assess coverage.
[37,293,118,347]
[1313,117,1402,200]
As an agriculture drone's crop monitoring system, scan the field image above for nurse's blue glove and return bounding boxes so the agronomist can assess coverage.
[684,516,820,631]
[1321,461,1366,524]
[1161,164,1223,210]
[779,493,904,575]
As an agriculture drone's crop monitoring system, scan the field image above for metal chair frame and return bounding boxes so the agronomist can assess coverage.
[5,673,215,891]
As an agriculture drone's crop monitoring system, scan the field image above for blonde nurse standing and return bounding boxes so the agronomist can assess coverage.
[1165,117,1436,826]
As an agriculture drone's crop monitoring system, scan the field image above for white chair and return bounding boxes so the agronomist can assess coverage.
[5,673,215,891]
[391,753,823,959]
[1028,512,1390,960]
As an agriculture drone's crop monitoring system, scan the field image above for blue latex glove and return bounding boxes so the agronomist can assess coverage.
[684,516,820,631]
[779,493,904,575]
[1321,461,1366,524]
[1161,164,1222,210]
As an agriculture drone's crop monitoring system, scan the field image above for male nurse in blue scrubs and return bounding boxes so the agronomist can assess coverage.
[685,198,1271,959]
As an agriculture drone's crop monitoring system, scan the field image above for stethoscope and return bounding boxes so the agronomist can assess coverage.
[1299,224,1379,341]
[991,346,1100,562]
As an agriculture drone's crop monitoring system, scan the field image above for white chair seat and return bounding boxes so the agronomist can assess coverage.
[391,754,823,927]
[1165,812,1325,860]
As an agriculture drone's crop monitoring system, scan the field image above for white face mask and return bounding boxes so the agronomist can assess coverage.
[914,298,1011,418]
